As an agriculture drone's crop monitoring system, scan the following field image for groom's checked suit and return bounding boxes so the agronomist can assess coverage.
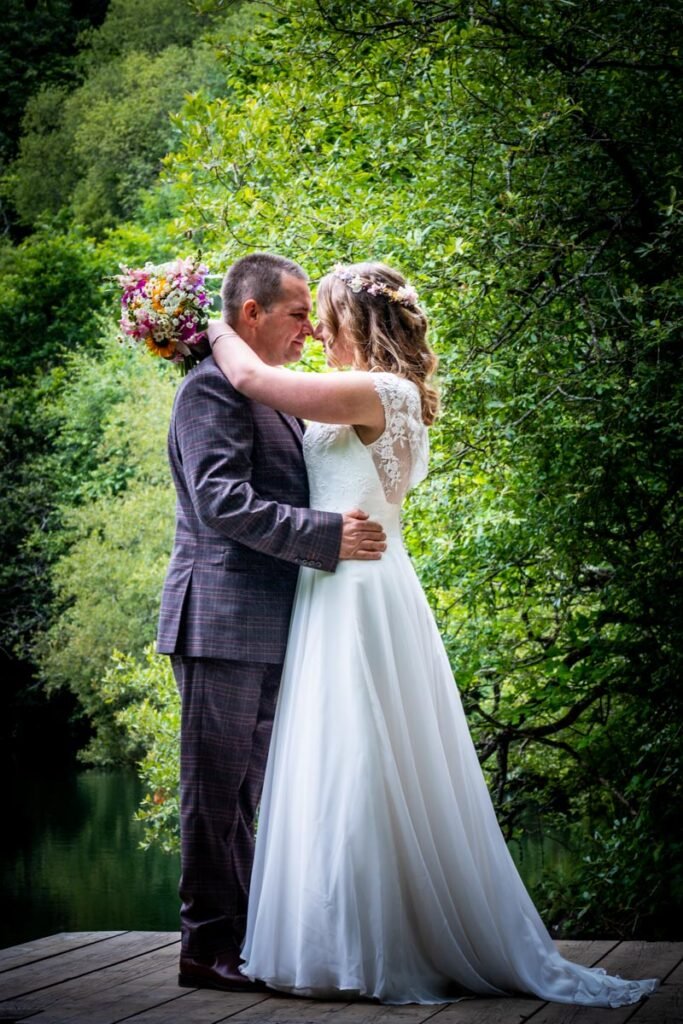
[157,355,342,961]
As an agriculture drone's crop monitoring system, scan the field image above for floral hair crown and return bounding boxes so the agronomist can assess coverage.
[332,264,419,308]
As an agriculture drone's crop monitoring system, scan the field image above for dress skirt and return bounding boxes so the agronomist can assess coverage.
[240,539,659,1007]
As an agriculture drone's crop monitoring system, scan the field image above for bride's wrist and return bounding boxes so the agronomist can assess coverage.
[209,331,232,351]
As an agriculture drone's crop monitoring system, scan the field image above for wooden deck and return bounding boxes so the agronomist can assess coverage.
[0,932,679,1024]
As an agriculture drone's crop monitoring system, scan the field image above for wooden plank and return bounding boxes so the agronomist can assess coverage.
[227,994,446,1024]
[664,958,683,985]
[427,997,542,1024]
[124,988,272,1024]
[0,1004,39,1021]
[553,941,619,967]
[0,934,678,1024]
[522,942,675,1024]
[0,932,178,1002]
[343,942,614,1024]
[2,942,267,1024]
[426,941,650,1024]
[626,980,682,1024]
[0,933,127,974]
[212,940,617,1024]
[0,943,181,1023]
[590,941,681,980]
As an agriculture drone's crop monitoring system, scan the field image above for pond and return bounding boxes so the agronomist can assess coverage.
[2,769,179,950]
[2,768,576,951]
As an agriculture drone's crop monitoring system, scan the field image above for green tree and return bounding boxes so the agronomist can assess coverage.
[79,0,209,65]
[4,0,681,939]
[9,42,222,232]
[0,0,103,165]
[101,647,181,852]
[31,341,177,763]
[5,0,228,232]
[0,230,108,379]
[0,0,222,776]
[151,0,682,936]
[0,216,183,661]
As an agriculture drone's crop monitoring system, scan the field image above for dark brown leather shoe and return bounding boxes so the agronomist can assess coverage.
[178,949,268,992]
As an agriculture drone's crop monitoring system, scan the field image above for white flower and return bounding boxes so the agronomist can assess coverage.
[396,285,418,305]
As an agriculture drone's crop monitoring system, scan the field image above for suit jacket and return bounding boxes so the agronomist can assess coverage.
[156,356,343,663]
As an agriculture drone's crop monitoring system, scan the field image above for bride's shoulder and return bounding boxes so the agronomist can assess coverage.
[369,371,422,407]
[370,369,417,389]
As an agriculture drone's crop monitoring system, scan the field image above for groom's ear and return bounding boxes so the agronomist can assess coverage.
[243,298,260,324]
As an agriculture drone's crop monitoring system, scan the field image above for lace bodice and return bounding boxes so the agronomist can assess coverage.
[303,373,429,529]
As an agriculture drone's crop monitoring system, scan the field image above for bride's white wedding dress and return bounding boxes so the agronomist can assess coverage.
[240,372,659,1006]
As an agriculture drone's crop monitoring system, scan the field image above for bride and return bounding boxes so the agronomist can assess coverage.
[207,261,658,1007]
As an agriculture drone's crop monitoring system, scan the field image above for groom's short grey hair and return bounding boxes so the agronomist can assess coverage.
[221,253,308,325]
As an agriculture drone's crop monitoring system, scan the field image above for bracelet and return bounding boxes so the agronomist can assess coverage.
[209,331,233,351]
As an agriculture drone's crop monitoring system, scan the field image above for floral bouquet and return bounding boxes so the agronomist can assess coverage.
[117,255,215,373]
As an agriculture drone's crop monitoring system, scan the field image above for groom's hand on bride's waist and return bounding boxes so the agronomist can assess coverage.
[339,509,387,560]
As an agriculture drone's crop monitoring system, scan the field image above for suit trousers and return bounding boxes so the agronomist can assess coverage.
[171,655,282,958]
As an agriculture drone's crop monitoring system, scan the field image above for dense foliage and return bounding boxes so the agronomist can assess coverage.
[1,0,680,939]
[0,0,214,752]
[0,0,107,166]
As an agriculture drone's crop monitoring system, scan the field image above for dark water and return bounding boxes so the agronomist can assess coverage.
[2,769,180,950]
[2,769,575,951]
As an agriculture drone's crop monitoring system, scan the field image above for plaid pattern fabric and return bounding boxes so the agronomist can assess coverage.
[171,655,282,956]
[158,357,342,957]
[157,357,343,663]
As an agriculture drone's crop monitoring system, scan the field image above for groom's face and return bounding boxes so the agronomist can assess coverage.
[255,274,314,366]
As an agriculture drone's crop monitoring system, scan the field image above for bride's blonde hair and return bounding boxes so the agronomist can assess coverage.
[316,262,439,426]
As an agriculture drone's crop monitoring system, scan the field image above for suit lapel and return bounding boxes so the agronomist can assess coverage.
[276,409,304,448]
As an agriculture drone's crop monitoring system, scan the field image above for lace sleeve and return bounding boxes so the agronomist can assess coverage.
[369,373,429,504]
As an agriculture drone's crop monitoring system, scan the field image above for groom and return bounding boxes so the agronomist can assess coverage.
[157,252,386,992]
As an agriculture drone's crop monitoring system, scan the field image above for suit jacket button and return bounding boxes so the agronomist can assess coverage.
[315,561,322,568]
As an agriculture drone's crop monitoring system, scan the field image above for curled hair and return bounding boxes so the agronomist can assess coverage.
[221,252,307,325]
[316,262,439,425]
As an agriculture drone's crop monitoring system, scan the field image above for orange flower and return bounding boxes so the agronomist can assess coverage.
[151,278,170,314]
[145,335,176,359]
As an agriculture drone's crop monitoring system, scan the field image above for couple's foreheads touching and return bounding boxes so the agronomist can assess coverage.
[219,251,438,425]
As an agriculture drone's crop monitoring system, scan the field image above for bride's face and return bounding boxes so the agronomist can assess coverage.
[314,320,356,369]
